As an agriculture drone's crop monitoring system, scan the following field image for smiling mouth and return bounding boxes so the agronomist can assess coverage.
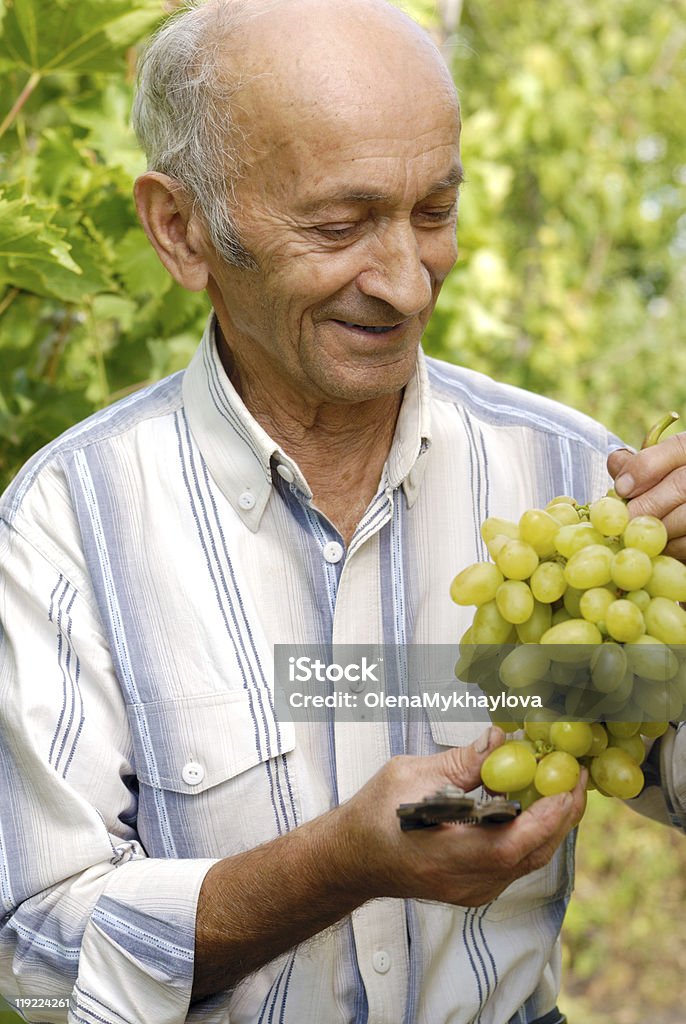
[333,320,406,335]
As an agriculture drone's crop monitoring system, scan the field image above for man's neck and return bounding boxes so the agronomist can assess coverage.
[221,345,403,546]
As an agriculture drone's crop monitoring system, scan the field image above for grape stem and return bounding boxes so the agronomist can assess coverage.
[641,412,679,449]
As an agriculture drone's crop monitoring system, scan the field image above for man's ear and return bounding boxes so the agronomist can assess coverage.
[134,172,210,292]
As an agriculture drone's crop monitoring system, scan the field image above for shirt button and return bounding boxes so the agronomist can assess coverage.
[238,491,256,510]
[372,950,391,974]
[323,541,343,564]
[182,761,205,786]
[276,464,295,483]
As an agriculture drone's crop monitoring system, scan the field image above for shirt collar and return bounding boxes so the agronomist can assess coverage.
[182,315,433,530]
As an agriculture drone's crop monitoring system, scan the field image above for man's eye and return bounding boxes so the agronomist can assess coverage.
[418,204,457,224]
[312,223,360,241]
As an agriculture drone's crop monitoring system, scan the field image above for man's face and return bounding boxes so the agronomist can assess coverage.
[206,15,462,408]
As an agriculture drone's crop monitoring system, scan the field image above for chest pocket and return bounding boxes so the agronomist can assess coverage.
[130,689,299,858]
[428,718,574,919]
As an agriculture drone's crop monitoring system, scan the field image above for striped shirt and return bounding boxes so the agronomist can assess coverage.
[1,316,681,1024]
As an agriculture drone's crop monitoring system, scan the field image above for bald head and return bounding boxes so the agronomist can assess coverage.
[133,0,459,266]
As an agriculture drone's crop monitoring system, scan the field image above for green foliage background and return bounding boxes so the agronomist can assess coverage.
[1,1,685,1021]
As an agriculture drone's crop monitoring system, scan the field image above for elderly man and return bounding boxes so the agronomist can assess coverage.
[1,1,686,1022]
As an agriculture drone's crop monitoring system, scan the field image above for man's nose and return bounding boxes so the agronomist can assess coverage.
[355,221,435,317]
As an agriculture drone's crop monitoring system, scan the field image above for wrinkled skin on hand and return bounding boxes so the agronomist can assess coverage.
[338,727,586,909]
[609,434,686,562]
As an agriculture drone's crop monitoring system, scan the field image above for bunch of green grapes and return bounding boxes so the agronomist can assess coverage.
[450,483,686,807]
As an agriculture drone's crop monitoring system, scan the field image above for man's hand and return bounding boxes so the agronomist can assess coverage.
[609,433,686,560]
[193,727,584,1000]
[338,726,586,908]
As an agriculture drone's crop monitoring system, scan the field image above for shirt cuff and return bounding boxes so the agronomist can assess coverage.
[656,724,686,832]
[73,857,218,1024]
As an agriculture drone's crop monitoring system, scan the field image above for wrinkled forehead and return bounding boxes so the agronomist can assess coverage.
[233,25,460,204]
[227,0,460,177]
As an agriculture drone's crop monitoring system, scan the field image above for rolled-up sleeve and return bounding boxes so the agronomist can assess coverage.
[0,518,217,1024]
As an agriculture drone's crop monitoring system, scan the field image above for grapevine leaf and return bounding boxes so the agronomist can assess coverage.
[112,228,172,299]
[0,0,163,75]
[0,193,83,298]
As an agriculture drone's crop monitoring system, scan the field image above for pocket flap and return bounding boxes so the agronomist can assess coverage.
[132,690,296,793]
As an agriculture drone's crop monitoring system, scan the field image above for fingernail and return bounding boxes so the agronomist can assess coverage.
[614,473,634,497]
[475,727,492,753]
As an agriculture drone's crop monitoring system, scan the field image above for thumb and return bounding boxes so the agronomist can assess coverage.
[607,447,633,480]
[438,726,505,791]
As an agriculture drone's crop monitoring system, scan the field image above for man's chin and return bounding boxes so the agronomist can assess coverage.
[305,352,419,405]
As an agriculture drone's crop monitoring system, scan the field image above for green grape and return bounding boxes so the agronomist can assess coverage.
[519,508,560,557]
[579,587,615,624]
[673,661,686,702]
[456,653,502,686]
[535,750,580,795]
[495,540,539,581]
[550,660,581,686]
[481,516,519,545]
[547,495,578,507]
[588,722,609,756]
[610,668,635,703]
[530,561,567,604]
[644,596,686,645]
[605,599,645,643]
[625,635,679,681]
[626,589,651,613]
[511,678,555,704]
[645,555,686,601]
[499,644,551,688]
[524,707,559,742]
[508,783,540,810]
[551,607,573,626]
[488,535,516,560]
[495,580,535,624]
[471,601,516,644]
[563,586,584,617]
[516,599,552,643]
[590,747,644,799]
[565,685,624,721]
[564,544,613,589]
[610,548,653,591]
[491,718,523,733]
[640,720,669,738]
[549,721,593,757]
[555,522,606,559]
[546,503,581,527]
[450,562,505,606]
[609,733,646,764]
[606,720,641,738]
[589,496,630,537]
[623,516,668,558]
[480,741,538,792]
[634,677,683,721]
[590,642,628,693]
[541,619,603,657]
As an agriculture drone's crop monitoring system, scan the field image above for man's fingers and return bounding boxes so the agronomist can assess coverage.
[607,447,633,481]
[503,776,586,876]
[438,726,505,791]
[610,433,686,501]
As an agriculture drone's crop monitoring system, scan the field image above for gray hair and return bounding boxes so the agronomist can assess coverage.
[132,1,271,269]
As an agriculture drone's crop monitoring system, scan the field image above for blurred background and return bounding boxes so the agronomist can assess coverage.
[1,0,685,1021]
